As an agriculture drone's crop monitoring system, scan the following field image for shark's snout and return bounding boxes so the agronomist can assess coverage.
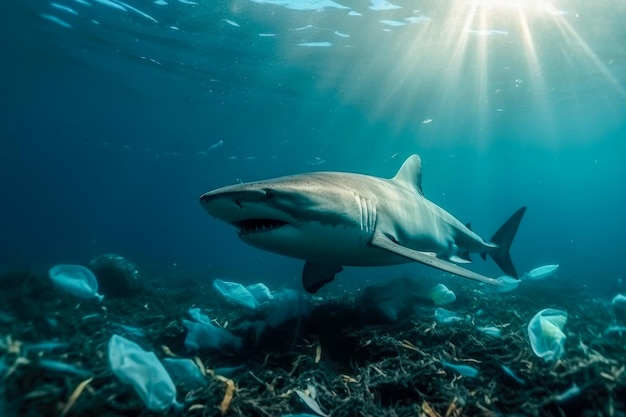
[200,187,290,236]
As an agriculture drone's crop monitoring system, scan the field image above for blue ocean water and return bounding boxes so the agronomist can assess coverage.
[1,0,625,293]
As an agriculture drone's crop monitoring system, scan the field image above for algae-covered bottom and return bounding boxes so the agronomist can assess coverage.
[0,270,624,417]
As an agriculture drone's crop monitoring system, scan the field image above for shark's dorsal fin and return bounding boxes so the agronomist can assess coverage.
[392,154,423,195]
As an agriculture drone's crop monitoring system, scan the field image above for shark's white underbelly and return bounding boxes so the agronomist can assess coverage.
[240,224,411,266]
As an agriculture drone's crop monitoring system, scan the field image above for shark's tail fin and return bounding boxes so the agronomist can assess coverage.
[487,207,527,278]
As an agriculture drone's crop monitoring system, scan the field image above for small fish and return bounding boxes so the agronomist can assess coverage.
[40,13,72,28]
[50,3,78,15]
[111,0,157,22]
[223,19,240,27]
[298,42,332,47]
[93,0,127,11]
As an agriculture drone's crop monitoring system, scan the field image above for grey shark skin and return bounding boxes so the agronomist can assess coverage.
[200,155,526,293]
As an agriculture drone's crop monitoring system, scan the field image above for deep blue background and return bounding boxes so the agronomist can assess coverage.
[1,0,625,290]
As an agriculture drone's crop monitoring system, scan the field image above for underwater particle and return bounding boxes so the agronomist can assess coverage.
[422,118,433,124]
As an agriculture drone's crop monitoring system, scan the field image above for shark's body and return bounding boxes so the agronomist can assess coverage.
[200,155,526,293]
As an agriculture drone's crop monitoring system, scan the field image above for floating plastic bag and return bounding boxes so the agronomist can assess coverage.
[182,319,243,352]
[265,289,311,328]
[162,358,207,389]
[213,279,273,310]
[476,326,502,338]
[108,334,179,412]
[522,264,559,280]
[495,276,519,293]
[246,283,273,305]
[429,284,456,305]
[434,308,463,324]
[527,308,567,362]
[48,264,104,301]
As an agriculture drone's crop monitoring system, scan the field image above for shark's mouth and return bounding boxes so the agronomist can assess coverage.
[235,218,288,235]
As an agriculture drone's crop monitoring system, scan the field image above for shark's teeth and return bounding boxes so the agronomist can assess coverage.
[235,219,288,235]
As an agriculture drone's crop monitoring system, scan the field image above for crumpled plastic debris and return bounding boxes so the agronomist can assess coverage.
[434,308,464,324]
[107,334,180,412]
[213,279,273,310]
[429,284,456,306]
[162,358,207,389]
[527,308,567,362]
[183,309,243,352]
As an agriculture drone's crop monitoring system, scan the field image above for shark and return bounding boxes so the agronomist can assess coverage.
[200,154,526,293]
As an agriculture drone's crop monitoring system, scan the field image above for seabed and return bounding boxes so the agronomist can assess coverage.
[0,269,624,417]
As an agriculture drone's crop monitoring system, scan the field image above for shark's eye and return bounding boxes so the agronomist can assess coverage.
[265,189,275,200]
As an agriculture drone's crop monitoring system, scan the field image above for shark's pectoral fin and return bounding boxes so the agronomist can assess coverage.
[302,262,343,294]
[370,232,502,286]
[449,255,471,264]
